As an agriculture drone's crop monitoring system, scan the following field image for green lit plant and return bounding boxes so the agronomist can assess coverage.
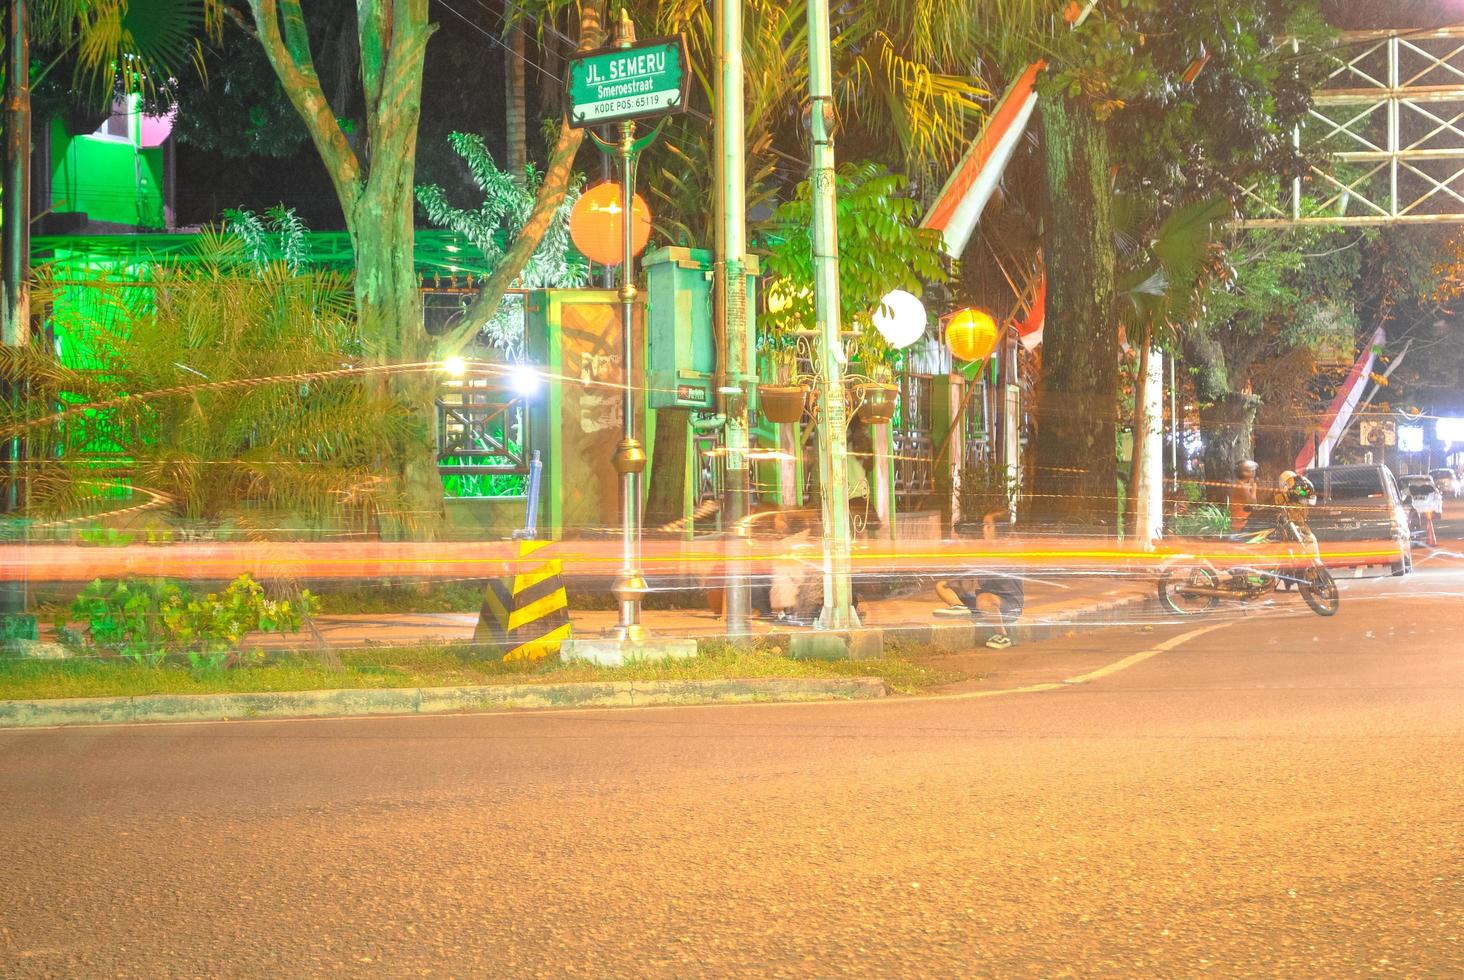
[761,162,948,377]
[55,574,320,668]
[77,526,137,547]
[4,231,415,527]
[416,133,589,354]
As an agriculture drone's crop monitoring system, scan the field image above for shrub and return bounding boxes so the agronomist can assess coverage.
[1169,502,1231,537]
[55,575,319,668]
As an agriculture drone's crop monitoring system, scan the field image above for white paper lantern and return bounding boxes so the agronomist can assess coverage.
[872,289,928,350]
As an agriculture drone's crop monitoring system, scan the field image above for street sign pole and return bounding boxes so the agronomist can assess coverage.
[610,105,647,640]
[806,0,857,629]
[584,12,672,641]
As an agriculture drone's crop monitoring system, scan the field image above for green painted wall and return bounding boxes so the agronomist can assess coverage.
[49,115,165,229]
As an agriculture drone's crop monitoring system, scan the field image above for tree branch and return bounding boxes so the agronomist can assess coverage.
[436,122,584,360]
[356,0,391,135]
[249,0,363,209]
[367,0,434,193]
[435,0,607,359]
[223,4,257,38]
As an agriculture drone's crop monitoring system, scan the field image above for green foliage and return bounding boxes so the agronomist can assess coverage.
[0,637,959,700]
[439,469,527,501]
[760,162,949,368]
[15,0,221,109]
[55,574,319,668]
[170,28,311,159]
[1116,196,1229,347]
[1188,225,1363,395]
[1169,502,1232,537]
[223,205,311,271]
[415,133,589,354]
[77,526,137,547]
[974,0,1327,204]
[4,231,414,525]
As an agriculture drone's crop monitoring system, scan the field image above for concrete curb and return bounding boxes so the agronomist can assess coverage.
[0,676,888,729]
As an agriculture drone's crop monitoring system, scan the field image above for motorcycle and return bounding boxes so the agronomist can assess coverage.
[1157,485,1340,618]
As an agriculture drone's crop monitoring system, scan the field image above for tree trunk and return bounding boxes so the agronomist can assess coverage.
[1198,392,1257,501]
[1127,336,1165,548]
[1033,93,1119,533]
[505,23,528,181]
[349,180,441,540]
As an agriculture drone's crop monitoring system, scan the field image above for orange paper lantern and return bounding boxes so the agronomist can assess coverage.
[570,181,652,267]
[946,308,1000,362]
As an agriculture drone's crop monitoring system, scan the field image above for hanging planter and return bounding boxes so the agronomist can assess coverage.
[853,382,898,425]
[758,383,810,424]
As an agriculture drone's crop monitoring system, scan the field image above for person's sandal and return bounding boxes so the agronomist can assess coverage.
[985,634,1013,650]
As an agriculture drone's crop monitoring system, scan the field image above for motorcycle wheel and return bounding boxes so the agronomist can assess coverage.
[1157,567,1221,615]
[1300,566,1340,617]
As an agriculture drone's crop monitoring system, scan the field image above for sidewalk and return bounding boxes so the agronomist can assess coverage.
[264,573,1155,652]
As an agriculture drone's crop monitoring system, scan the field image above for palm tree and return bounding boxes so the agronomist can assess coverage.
[1114,196,1228,539]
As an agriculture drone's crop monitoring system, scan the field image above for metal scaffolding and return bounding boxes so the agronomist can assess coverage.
[1240,28,1464,227]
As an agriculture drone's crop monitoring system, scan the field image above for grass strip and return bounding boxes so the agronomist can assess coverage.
[0,638,955,702]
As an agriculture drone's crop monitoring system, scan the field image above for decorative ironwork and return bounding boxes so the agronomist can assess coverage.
[962,378,994,472]
[1240,29,1464,227]
[436,379,530,475]
[893,374,935,504]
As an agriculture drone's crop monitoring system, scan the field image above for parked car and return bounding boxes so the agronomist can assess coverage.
[1301,464,1412,575]
[1399,474,1443,536]
[1430,467,1460,498]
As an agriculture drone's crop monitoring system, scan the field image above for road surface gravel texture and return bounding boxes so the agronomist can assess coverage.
[2,570,1462,977]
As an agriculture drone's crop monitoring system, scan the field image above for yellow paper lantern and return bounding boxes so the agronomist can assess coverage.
[570,181,652,267]
[946,308,1000,362]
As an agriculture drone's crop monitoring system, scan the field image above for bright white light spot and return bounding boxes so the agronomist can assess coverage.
[1399,424,1424,453]
[510,362,542,398]
[872,289,927,350]
[442,356,467,378]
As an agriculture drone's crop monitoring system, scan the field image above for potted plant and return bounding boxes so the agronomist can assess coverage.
[758,340,810,424]
[846,335,900,426]
[853,383,898,424]
[756,279,813,425]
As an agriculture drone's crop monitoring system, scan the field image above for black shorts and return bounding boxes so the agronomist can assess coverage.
[953,576,1025,621]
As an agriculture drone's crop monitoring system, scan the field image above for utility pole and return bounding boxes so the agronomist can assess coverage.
[805,0,856,629]
[714,0,751,634]
[1,0,31,630]
[2,0,29,349]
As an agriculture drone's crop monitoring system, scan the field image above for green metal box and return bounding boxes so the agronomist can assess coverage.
[644,246,758,409]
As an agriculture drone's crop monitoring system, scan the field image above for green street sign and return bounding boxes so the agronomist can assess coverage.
[566,36,689,127]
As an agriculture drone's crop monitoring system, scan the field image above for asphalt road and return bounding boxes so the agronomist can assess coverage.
[3,564,1462,977]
